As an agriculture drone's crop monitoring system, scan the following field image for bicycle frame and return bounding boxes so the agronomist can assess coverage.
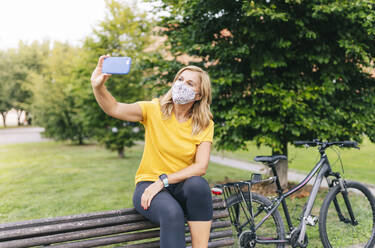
[278,154,331,245]
[225,152,339,245]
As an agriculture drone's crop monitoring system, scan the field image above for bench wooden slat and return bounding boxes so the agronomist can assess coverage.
[0,216,145,241]
[48,229,234,248]
[0,208,229,242]
[120,240,160,248]
[120,238,237,248]
[0,197,225,232]
[186,229,233,243]
[119,231,235,248]
[49,229,161,248]
[0,209,137,232]
[0,221,157,248]
[212,201,225,209]
[0,220,232,248]
[206,238,236,248]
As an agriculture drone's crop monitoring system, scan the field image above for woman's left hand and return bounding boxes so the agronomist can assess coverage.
[141,180,164,210]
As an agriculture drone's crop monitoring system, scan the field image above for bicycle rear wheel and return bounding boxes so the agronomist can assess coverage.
[226,192,285,248]
[319,181,375,248]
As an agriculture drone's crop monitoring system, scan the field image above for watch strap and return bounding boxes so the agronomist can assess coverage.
[159,174,169,188]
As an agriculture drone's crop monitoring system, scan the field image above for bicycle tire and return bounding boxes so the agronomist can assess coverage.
[226,192,285,248]
[319,181,375,248]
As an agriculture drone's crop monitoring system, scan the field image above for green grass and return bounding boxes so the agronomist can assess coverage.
[212,136,375,185]
[0,141,249,223]
[0,142,138,222]
[1,141,372,247]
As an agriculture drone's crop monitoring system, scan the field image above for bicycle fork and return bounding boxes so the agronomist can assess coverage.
[332,178,359,225]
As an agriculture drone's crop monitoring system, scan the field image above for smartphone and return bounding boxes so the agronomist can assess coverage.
[102,57,132,75]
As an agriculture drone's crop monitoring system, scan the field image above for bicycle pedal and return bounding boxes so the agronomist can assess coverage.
[305,215,318,226]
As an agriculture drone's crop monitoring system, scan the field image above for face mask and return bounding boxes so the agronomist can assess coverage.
[172,80,196,105]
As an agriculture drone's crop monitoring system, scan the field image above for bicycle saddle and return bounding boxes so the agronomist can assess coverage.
[254,155,287,164]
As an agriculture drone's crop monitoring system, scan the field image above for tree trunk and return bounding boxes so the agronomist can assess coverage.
[25,112,32,125]
[273,159,288,189]
[1,112,7,127]
[78,135,84,145]
[268,141,288,189]
[77,126,84,145]
[16,109,23,126]
[118,147,125,158]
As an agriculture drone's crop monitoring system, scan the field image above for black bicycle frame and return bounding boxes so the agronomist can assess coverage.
[254,153,332,245]
[223,147,359,245]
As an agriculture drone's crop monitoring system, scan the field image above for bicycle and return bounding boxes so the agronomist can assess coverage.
[211,140,375,247]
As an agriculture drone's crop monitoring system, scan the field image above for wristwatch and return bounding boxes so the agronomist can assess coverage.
[159,174,169,188]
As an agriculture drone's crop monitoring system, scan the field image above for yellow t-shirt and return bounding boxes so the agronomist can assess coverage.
[135,98,214,185]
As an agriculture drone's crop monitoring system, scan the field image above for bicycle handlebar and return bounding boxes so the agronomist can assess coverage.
[293,140,359,149]
[294,141,318,146]
[340,141,359,148]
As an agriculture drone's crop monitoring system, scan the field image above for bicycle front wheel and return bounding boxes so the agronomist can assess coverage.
[226,192,285,248]
[319,181,375,248]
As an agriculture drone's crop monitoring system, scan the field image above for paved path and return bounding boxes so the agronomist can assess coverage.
[0,127,49,145]
[211,155,326,186]
[210,155,375,196]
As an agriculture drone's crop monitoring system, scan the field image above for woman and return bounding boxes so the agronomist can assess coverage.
[91,55,214,248]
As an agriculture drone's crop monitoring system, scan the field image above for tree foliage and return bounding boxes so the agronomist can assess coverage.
[0,42,46,126]
[0,51,13,126]
[30,42,90,144]
[78,0,156,156]
[152,0,375,155]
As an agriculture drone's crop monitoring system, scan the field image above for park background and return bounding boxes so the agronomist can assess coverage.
[1,0,375,247]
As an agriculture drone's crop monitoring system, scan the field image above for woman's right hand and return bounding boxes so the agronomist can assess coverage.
[91,55,111,89]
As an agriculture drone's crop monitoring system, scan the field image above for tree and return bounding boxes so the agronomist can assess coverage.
[79,0,156,157]
[16,41,50,125]
[0,49,29,127]
[151,0,375,186]
[30,42,90,144]
[0,51,13,126]
[0,42,47,127]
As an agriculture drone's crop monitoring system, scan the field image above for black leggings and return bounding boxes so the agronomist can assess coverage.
[132,176,213,248]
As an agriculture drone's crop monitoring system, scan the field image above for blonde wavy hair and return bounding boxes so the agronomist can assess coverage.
[159,65,213,135]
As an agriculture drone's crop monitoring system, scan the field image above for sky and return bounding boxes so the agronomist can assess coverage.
[0,0,151,50]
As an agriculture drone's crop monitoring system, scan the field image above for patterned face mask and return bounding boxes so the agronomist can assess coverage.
[171,80,196,105]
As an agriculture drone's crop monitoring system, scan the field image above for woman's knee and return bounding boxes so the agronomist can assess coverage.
[184,176,211,196]
[183,176,213,221]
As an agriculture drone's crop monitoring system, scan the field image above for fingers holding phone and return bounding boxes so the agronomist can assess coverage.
[91,55,132,89]
[91,55,112,89]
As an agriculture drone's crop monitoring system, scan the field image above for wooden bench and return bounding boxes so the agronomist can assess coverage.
[0,197,235,247]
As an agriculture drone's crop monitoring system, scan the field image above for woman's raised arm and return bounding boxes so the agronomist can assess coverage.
[90,55,143,122]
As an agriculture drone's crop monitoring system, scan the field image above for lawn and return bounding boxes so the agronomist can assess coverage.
[0,141,371,247]
[212,136,375,186]
[0,141,248,223]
